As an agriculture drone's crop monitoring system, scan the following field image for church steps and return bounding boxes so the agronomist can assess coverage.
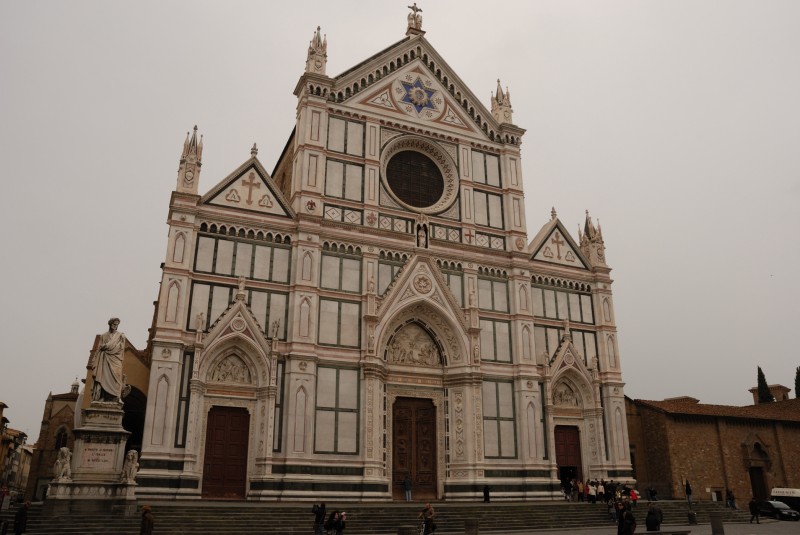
[2,500,750,534]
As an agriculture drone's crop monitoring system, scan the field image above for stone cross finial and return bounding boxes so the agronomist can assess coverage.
[551,207,557,220]
[251,143,258,157]
[407,3,423,30]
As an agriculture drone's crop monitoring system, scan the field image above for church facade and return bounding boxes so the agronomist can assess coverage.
[135,13,633,501]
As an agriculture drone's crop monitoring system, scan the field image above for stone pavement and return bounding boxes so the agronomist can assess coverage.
[498,519,797,535]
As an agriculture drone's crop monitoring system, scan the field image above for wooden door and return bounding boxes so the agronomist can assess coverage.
[202,406,249,499]
[749,467,767,501]
[554,425,582,483]
[393,398,436,500]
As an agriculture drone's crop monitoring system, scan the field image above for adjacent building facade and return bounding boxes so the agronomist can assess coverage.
[135,13,633,501]
[627,386,800,503]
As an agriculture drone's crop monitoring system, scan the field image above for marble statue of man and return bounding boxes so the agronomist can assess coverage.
[89,317,126,402]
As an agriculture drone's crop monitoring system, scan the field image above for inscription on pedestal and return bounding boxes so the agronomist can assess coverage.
[81,445,116,470]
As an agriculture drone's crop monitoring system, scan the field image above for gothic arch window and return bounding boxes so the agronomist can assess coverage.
[151,375,170,446]
[301,251,313,281]
[173,232,186,263]
[518,284,529,311]
[607,335,617,368]
[521,325,532,360]
[603,298,611,322]
[294,386,308,453]
[165,281,180,323]
[54,427,69,450]
[299,298,311,338]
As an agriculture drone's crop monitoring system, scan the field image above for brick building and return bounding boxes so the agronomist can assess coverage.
[627,385,800,503]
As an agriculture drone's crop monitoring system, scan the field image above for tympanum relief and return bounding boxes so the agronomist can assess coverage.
[209,355,252,384]
[553,382,580,407]
[387,323,441,367]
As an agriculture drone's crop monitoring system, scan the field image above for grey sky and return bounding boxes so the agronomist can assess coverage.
[1,1,798,438]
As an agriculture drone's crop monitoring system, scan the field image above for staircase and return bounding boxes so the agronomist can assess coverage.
[0,500,751,534]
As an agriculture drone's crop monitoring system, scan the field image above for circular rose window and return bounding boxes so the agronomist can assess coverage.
[380,136,458,214]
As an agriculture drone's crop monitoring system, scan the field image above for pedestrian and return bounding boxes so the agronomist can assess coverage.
[608,499,617,522]
[418,503,436,534]
[588,481,597,504]
[13,501,29,535]
[312,502,326,535]
[577,480,584,502]
[748,497,760,524]
[630,488,639,507]
[483,484,490,503]
[326,511,346,535]
[598,481,606,503]
[403,475,413,502]
[685,480,693,505]
[139,504,154,535]
[645,502,663,531]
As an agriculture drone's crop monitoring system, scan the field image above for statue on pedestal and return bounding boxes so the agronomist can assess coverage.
[89,317,126,403]
[53,447,72,481]
[120,450,139,483]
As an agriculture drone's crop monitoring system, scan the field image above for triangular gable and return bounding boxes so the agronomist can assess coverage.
[548,334,596,407]
[204,292,271,352]
[332,35,502,142]
[530,219,589,269]
[352,63,480,135]
[201,157,294,218]
[377,255,467,332]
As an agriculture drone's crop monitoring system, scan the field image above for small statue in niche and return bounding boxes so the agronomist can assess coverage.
[416,224,428,248]
[120,450,139,483]
[53,447,72,481]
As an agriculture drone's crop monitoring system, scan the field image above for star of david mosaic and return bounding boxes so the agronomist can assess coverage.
[400,77,437,114]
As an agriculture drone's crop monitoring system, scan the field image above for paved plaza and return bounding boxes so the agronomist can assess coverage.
[500,519,797,535]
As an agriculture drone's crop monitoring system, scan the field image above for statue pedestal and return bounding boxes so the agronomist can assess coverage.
[45,402,137,515]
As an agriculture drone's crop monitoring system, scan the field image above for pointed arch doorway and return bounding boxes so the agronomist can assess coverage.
[554,425,582,485]
[202,406,249,499]
[392,397,437,501]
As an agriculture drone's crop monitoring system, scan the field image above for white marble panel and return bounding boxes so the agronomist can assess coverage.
[556,291,569,320]
[483,421,498,457]
[569,293,581,322]
[485,154,500,186]
[189,284,210,328]
[321,255,341,289]
[268,293,287,337]
[341,258,361,292]
[499,420,516,457]
[482,382,497,417]
[272,248,290,283]
[478,278,492,309]
[346,122,364,157]
[318,300,338,344]
[495,322,510,362]
[339,369,358,409]
[315,411,335,451]
[480,320,494,359]
[493,281,508,312]
[543,289,556,317]
[339,302,360,346]
[471,151,486,183]
[498,382,514,417]
[250,291,268,329]
[338,412,357,453]
[474,191,488,226]
[581,295,594,323]
[317,368,336,407]
[328,117,346,152]
[532,287,544,317]
[344,164,362,200]
[195,237,215,272]
[325,160,344,197]
[488,194,503,228]
[234,243,252,277]
[215,240,233,275]
[253,245,271,280]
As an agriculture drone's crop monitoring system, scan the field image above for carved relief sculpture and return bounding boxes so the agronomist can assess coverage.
[120,450,139,483]
[387,323,440,367]
[53,447,72,481]
[553,382,580,407]
[210,355,251,384]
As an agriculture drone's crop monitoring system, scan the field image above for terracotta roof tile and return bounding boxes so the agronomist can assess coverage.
[634,397,800,423]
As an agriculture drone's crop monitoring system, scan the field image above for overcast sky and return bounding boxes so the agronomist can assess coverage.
[1,1,798,438]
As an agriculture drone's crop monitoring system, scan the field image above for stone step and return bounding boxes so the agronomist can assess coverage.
[1,500,749,534]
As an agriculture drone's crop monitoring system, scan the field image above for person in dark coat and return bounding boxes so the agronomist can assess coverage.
[749,497,760,524]
[618,506,636,535]
[418,503,436,534]
[312,502,326,535]
[140,504,154,535]
[483,485,490,503]
[645,502,663,531]
[403,475,413,502]
[685,480,693,505]
[327,510,345,535]
[13,501,29,535]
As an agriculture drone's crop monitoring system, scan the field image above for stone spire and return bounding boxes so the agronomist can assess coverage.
[305,26,327,75]
[491,79,513,124]
[176,125,203,194]
[579,210,607,268]
[250,143,258,158]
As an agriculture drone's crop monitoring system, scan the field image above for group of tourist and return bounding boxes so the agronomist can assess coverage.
[312,503,347,535]
[561,478,639,505]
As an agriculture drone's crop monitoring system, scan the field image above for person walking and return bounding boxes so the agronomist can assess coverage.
[645,502,663,532]
[13,501,29,535]
[312,502,326,535]
[685,480,693,506]
[418,503,436,534]
[577,480,584,502]
[139,504,154,535]
[403,475,413,502]
[749,497,760,524]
